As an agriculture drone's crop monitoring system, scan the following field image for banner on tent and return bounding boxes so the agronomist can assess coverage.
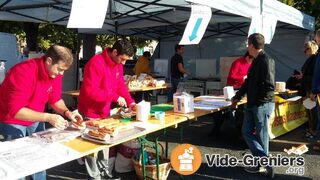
[180,5,211,45]
[248,13,277,44]
[268,96,308,139]
[68,0,108,28]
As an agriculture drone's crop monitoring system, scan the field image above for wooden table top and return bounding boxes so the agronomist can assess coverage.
[274,90,298,95]
[63,113,188,156]
[6,93,300,179]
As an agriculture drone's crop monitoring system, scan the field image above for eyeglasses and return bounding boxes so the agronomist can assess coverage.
[304,48,310,54]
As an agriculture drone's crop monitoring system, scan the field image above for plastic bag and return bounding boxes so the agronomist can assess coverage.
[115,139,141,173]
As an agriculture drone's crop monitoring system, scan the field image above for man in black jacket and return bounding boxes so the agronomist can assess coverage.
[231,33,275,178]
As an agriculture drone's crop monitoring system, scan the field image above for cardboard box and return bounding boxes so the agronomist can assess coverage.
[173,93,194,113]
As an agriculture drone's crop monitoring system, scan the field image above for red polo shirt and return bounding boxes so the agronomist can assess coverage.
[227,56,251,89]
[0,58,62,126]
[78,48,134,118]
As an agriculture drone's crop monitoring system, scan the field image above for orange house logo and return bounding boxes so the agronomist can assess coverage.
[170,144,202,175]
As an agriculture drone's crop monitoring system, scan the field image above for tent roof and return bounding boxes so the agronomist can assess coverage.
[0,0,315,39]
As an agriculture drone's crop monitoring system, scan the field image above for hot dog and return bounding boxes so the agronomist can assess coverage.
[88,129,111,140]
[71,117,86,129]
[87,119,120,128]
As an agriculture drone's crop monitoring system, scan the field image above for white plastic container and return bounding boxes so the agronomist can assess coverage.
[276,82,286,92]
[136,100,151,122]
[223,86,235,100]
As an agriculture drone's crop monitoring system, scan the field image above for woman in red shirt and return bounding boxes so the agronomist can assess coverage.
[227,52,253,89]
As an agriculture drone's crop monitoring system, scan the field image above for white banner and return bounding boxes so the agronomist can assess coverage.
[179,5,212,45]
[67,0,108,28]
[248,14,277,44]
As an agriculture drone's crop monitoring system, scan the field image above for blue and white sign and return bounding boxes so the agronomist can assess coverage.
[180,5,212,45]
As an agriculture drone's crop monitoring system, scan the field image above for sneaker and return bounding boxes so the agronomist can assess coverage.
[244,166,265,173]
[265,166,275,178]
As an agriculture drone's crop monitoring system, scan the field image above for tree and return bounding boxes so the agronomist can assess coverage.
[1,20,153,54]
[96,34,153,50]
[129,36,153,49]
[0,21,25,48]
[96,34,117,49]
[38,24,77,51]
[0,21,24,34]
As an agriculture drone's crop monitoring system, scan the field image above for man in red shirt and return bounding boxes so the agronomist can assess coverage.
[0,45,82,179]
[227,52,253,89]
[78,39,135,180]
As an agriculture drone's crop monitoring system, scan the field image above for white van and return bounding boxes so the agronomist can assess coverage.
[0,32,21,71]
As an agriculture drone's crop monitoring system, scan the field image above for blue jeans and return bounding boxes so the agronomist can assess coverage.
[0,122,46,180]
[242,102,275,157]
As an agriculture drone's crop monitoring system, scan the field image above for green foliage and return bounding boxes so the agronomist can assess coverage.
[38,24,77,51]
[0,20,152,52]
[96,34,117,49]
[0,21,24,34]
[129,36,153,49]
[0,21,26,46]
[96,34,153,49]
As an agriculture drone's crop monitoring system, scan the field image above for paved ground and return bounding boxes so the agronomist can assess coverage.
[45,114,320,180]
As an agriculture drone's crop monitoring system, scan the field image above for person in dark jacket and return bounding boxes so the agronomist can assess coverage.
[312,30,320,96]
[168,44,188,102]
[312,30,320,150]
[294,40,318,138]
[231,33,275,178]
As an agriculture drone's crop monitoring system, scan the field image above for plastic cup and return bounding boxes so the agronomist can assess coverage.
[154,111,165,124]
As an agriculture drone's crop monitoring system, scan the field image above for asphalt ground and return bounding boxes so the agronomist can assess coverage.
[44,113,320,180]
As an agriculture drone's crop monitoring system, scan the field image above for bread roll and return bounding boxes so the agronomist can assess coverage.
[88,119,120,128]
[71,120,86,130]
[88,130,111,140]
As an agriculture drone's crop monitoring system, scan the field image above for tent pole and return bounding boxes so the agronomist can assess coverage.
[157,37,161,59]
[260,0,263,31]
[115,20,118,40]
[75,32,81,90]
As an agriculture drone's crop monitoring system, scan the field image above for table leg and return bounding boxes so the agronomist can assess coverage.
[163,128,168,158]
[138,137,147,180]
[180,123,184,143]
[155,138,160,180]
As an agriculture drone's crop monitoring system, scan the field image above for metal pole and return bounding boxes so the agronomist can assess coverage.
[140,138,147,180]
[260,0,263,31]
[155,139,160,180]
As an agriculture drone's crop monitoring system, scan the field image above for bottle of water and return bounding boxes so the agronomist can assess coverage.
[0,60,6,84]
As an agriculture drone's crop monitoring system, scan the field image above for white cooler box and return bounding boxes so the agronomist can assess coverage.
[173,92,194,113]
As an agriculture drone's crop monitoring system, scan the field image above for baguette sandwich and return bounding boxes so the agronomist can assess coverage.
[71,118,86,130]
[87,129,111,141]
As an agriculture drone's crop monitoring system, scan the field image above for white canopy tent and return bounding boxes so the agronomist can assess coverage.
[0,0,314,36]
[0,0,315,82]
[188,0,314,31]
